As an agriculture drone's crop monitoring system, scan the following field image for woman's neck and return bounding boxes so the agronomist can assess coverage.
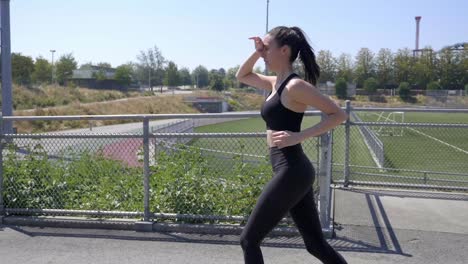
[275,66,295,88]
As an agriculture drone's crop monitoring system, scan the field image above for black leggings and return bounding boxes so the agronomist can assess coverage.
[240,144,347,264]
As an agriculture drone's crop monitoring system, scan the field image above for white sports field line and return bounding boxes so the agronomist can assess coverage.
[367,112,468,155]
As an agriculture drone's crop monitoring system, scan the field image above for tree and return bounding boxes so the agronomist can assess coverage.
[80,62,94,68]
[335,78,347,99]
[393,48,413,85]
[92,68,107,81]
[209,71,224,91]
[412,47,436,89]
[254,66,263,74]
[462,47,468,87]
[376,48,394,88]
[218,68,226,78]
[336,53,353,83]
[12,53,35,85]
[94,62,113,81]
[192,65,209,88]
[114,64,133,87]
[164,61,179,88]
[96,62,112,68]
[398,82,411,100]
[178,67,192,86]
[55,53,78,85]
[364,77,378,94]
[136,45,166,91]
[122,61,139,84]
[427,81,441,91]
[316,50,336,84]
[437,48,465,90]
[354,48,375,88]
[226,66,240,88]
[32,56,52,84]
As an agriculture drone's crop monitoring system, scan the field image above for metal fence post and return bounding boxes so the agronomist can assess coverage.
[0,113,4,218]
[344,100,351,187]
[326,129,334,227]
[319,113,333,237]
[143,118,150,222]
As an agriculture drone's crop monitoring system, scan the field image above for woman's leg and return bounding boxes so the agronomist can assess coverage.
[239,166,313,264]
[289,187,348,264]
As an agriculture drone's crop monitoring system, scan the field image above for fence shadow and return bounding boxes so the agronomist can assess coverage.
[2,222,410,256]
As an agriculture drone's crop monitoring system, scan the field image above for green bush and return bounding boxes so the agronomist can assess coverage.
[398,82,411,99]
[3,143,143,211]
[427,81,441,91]
[150,143,272,222]
[227,99,242,111]
[464,84,468,93]
[245,87,257,93]
[3,141,274,224]
[335,78,347,99]
[364,77,378,94]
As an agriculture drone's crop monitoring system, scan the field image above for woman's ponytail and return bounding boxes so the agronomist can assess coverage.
[290,27,320,86]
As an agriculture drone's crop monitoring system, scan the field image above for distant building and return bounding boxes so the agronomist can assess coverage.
[183,96,230,113]
[66,65,139,91]
[318,81,356,97]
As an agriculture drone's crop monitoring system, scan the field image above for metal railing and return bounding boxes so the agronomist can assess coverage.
[1,103,467,236]
[339,102,468,191]
[350,111,384,168]
[0,111,333,236]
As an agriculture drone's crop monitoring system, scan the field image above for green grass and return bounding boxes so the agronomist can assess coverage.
[189,112,468,189]
[348,112,468,188]
[193,116,322,159]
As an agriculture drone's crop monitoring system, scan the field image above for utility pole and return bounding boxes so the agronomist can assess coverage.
[263,0,270,98]
[1,0,14,134]
[50,49,56,84]
[148,66,152,92]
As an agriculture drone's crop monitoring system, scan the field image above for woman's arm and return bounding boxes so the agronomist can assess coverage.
[290,79,348,141]
[236,37,275,91]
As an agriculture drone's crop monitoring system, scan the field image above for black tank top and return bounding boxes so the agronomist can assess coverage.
[260,73,304,132]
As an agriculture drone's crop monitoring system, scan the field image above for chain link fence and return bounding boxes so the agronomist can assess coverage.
[334,103,468,191]
[0,112,332,235]
[2,105,466,234]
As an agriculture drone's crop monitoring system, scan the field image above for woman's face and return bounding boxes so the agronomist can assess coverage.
[261,34,287,72]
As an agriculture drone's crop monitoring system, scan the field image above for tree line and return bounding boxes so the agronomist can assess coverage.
[5,45,252,92]
[314,46,467,91]
[4,45,467,93]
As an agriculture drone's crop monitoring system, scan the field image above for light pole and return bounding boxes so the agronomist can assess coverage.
[263,0,270,98]
[1,0,14,135]
[50,49,56,84]
[148,65,151,92]
[266,0,270,35]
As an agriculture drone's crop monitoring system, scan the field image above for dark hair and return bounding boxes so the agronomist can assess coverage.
[268,26,320,85]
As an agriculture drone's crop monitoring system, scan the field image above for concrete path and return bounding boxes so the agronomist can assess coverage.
[1,187,467,263]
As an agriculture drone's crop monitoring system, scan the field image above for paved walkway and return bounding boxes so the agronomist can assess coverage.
[1,188,467,263]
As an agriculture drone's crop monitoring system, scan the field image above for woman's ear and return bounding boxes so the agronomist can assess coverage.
[281,45,290,56]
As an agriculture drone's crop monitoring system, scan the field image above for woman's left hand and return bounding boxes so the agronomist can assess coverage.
[271,130,303,149]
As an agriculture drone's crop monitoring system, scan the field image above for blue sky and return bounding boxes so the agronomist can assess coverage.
[10,0,467,71]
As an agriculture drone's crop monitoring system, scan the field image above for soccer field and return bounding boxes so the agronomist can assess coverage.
[192,116,321,158]
[187,112,468,189]
[344,111,468,187]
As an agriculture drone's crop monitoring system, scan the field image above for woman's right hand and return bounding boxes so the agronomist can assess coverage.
[249,36,265,54]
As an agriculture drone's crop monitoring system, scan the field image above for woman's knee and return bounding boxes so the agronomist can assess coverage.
[239,231,260,250]
[304,239,328,255]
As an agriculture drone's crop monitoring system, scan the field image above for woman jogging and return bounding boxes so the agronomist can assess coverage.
[236,26,349,264]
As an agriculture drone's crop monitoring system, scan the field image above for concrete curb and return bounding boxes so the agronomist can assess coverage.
[2,216,135,230]
[1,215,337,238]
[0,215,315,237]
